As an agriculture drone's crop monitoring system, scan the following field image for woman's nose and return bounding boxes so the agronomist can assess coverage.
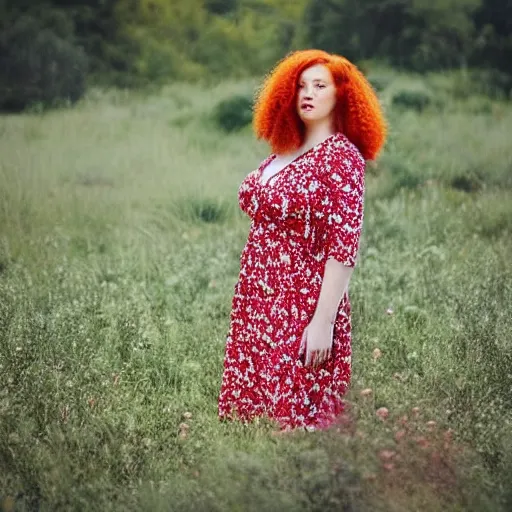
[302,86,313,98]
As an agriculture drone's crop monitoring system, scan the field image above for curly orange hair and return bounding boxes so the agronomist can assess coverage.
[253,49,387,160]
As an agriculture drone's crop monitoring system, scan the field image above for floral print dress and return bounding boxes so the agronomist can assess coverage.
[218,132,365,430]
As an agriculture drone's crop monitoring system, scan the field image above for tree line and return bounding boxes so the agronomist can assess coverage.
[0,0,510,110]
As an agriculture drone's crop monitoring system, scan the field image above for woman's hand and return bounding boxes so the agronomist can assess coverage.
[298,258,353,367]
[299,316,334,367]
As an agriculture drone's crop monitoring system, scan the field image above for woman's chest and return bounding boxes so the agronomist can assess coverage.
[239,163,327,224]
[259,153,302,186]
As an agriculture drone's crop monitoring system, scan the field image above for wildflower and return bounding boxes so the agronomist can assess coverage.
[379,449,396,461]
[443,428,454,448]
[426,420,437,430]
[430,450,442,465]
[416,436,429,448]
[382,463,394,471]
[376,407,389,420]
[372,348,382,360]
[394,429,406,442]
[178,423,189,440]
[386,308,394,315]
[397,415,408,426]
[60,405,70,424]
[360,388,373,397]
[411,406,420,417]
[183,411,193,420]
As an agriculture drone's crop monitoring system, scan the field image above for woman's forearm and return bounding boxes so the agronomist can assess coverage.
[312,258,354,323]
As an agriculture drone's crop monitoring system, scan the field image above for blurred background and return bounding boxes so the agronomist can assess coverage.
[1,0,511,109]
[1,2,512,511]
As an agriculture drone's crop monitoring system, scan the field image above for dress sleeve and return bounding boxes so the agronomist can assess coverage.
[322,152,365,268]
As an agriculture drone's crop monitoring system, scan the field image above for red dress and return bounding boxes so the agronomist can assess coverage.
[218,132,365,430]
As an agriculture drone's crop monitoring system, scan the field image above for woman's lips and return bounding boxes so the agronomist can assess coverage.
[301,103,314,111]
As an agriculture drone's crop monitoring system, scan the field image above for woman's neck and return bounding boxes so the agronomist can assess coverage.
[301,120,336,152]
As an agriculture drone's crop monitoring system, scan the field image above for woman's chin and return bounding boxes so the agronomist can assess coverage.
[300,116,329,127]
[298,112,322,123]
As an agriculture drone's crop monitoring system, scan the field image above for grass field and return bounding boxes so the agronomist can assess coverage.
[1,74,511,511]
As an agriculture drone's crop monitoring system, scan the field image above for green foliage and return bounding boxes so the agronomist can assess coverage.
[1,77,512,511]
[429,69,512,102]
[450,172,484,193]
[170,195,235,224]
[473,194,512,239]
[392,89,432,112]
[389,160,423,192]
[108,0,305,86]
[304,0,512,81]
[0,13,87,111]
[458,69,512,100]
[204,0,239,15]
[213,94,253,132]
[1,0,511,91]
[472,0,512,75]
[367,74,392,92]
[0,0,311,89]
[305,0,481,71]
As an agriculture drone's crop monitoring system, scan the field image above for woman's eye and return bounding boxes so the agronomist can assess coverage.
[316,84,326,89]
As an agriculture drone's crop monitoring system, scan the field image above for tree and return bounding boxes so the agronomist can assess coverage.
[0,12,87,111]
[304,0,482,71]
[473,0,512,74]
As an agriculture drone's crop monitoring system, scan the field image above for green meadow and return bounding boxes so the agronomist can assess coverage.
[1,75,511,511]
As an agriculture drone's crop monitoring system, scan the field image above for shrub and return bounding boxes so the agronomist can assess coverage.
[450,69,512,101]
[204,0,239,15]
[391,161,422,191]
[450,173,483,193]
[213,95,253,132]
[376,154,423,197]
[170,196,234,224]
[0,15,88,112]
[392,89,432,112]
[367,74,392,92]
[475,198,512,239]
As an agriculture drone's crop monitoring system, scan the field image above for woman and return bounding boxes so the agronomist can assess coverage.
[218,49,387,431]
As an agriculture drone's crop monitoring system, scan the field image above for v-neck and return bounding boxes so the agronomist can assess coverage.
[258,133,339,187]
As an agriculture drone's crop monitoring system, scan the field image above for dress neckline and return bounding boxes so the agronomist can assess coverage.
[258,132,340,187]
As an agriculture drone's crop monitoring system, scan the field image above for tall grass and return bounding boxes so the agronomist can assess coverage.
[0,76,511,511]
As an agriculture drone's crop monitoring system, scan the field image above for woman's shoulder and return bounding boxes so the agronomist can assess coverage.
[329,133,365,168]
[316,133,365,185]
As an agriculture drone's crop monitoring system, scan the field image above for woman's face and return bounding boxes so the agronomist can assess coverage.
[296,64,337,126]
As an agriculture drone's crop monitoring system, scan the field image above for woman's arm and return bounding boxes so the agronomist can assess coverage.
[299,259,353,367]
[300,144,365,367]
[312,258,353,324]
